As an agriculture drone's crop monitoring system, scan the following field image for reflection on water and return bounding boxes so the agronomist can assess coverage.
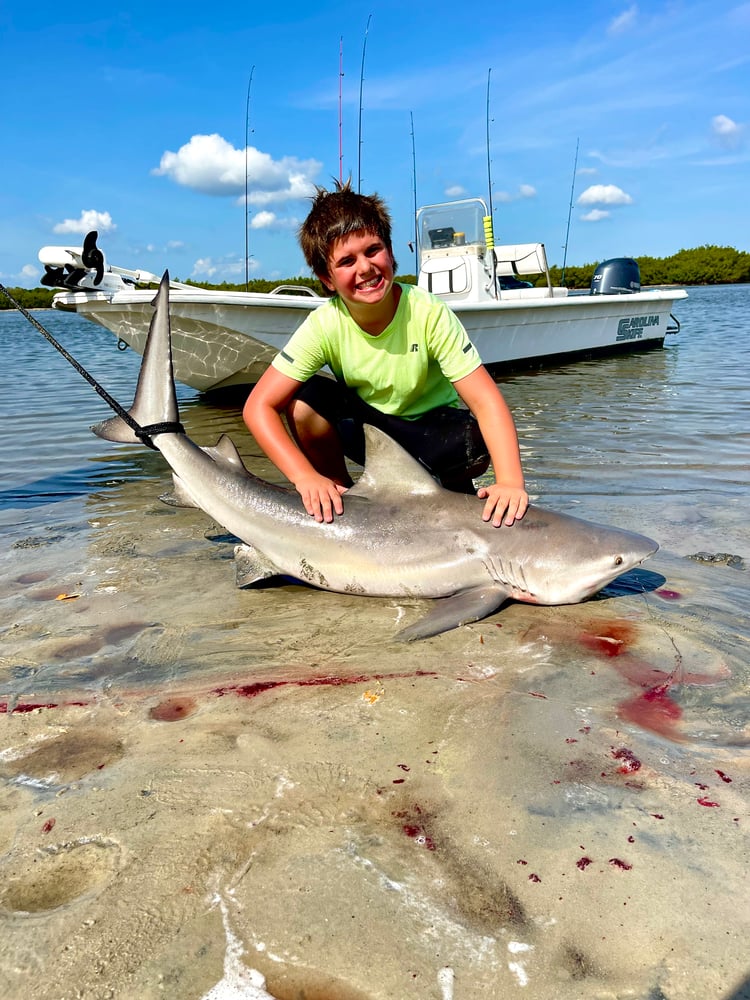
[3,286,748,506]
[1,291,749,734]
[497,287,750,499]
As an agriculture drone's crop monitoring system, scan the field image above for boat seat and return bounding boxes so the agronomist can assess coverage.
[418,257,470,295]
[493,242,552,295]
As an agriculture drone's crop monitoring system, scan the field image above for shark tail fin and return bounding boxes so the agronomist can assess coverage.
[92,414,143,444]
[91,271,181,446]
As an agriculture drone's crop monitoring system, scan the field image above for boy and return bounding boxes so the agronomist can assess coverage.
[242,182,528,527]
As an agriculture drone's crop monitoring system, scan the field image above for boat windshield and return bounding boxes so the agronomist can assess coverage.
[416,198,490,255]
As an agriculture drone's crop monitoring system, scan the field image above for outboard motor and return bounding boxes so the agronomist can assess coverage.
[590,257,640,295]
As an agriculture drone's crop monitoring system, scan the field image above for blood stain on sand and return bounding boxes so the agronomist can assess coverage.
[1,671,438,721]
[149,696,198,722]
[577,619,731,741]
[0,700,89,715]
[611,747,641,773]
[617,684,684,741]
[391,804,436,851]
[609,858,633,871]
[211,669,438,701]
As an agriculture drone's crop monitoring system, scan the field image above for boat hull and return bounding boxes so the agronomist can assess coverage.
[455,289,686,373]
[53,288,325,391]
[52,285,687,392]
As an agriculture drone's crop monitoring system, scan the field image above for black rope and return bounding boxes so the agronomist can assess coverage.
[0,282,183,449]
[135,422,185,447]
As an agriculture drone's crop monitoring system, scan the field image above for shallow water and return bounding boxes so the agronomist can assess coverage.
[0,288,748,999]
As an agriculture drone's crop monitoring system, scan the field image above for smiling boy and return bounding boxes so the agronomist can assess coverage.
[242,181,528,527]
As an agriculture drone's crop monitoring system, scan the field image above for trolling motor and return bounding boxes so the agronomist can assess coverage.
[38,234,191,294]
[40,231,106,289]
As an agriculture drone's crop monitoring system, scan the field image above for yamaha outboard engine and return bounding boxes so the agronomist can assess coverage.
[590,257,640,295]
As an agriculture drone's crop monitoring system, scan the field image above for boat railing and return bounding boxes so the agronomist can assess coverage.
[269,285,321,297]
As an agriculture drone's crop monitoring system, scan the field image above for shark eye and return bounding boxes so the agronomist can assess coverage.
[614,556,624,566]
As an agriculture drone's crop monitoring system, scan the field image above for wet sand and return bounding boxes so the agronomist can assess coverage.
[1,485,748,1000]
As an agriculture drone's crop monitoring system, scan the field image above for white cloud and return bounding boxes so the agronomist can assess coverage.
[250,211,300,231]
[711,114,744,147]
[152,133,321,205]
[444,185,467,198]
[578,184,633,206]
[145,240,186,253]
[494,185,537,203]
[191,257,218,278]
[581,209,611,222]
[608,4,638,35]
[191,255,259,280]
[53,210,116,235]
[0,264,36,282]
[251,212,276,229]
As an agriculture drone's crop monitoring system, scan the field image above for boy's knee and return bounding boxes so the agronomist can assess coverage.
[287,398,332,442]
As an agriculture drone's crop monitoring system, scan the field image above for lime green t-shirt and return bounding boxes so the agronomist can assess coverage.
[271,283,481,418]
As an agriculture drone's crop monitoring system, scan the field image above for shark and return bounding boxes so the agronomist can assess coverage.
[92,274,659,642]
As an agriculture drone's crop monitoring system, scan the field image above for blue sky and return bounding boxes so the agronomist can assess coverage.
[2,0,749,288]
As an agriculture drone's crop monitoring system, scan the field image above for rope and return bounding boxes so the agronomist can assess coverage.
[0,282,183,449]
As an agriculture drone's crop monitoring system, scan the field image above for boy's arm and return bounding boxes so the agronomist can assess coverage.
[453,365,529,527]
[242,367,346,523]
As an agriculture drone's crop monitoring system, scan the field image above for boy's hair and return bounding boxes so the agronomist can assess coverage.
[299,179,397,292]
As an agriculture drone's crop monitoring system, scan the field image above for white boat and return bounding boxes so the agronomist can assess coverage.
[40,198,687,392]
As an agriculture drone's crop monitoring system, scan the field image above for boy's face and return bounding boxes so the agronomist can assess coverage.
[321,229,396,312]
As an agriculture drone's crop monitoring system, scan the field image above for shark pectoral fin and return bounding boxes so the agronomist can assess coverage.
[395,585,511,643]
[234,543,283,588]
[159,474,200,508]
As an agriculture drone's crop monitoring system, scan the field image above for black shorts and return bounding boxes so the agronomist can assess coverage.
[294,374,490,492]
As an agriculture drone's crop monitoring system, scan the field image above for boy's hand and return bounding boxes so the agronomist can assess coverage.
[477,484,529,527]
[294,473,348,523]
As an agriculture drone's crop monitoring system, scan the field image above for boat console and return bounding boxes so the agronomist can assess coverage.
[416,198,555,303]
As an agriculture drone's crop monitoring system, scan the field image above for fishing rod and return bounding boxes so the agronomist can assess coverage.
[338,37,344,185]
[244,66,255,292]
[485,68,498,299]
[410,111,418,276]
[357,14,372,193]
[561,137,579,286]
[0,282,180,447]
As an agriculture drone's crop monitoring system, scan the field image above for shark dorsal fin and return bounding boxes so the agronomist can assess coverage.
[347,425,443,500]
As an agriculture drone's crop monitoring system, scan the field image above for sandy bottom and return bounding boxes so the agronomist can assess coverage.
[1,489,749,1000]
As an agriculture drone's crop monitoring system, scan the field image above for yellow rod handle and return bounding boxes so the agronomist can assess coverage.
[483,215,494,249]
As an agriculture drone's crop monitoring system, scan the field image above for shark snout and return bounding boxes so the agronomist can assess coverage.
[582,533,659,597]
